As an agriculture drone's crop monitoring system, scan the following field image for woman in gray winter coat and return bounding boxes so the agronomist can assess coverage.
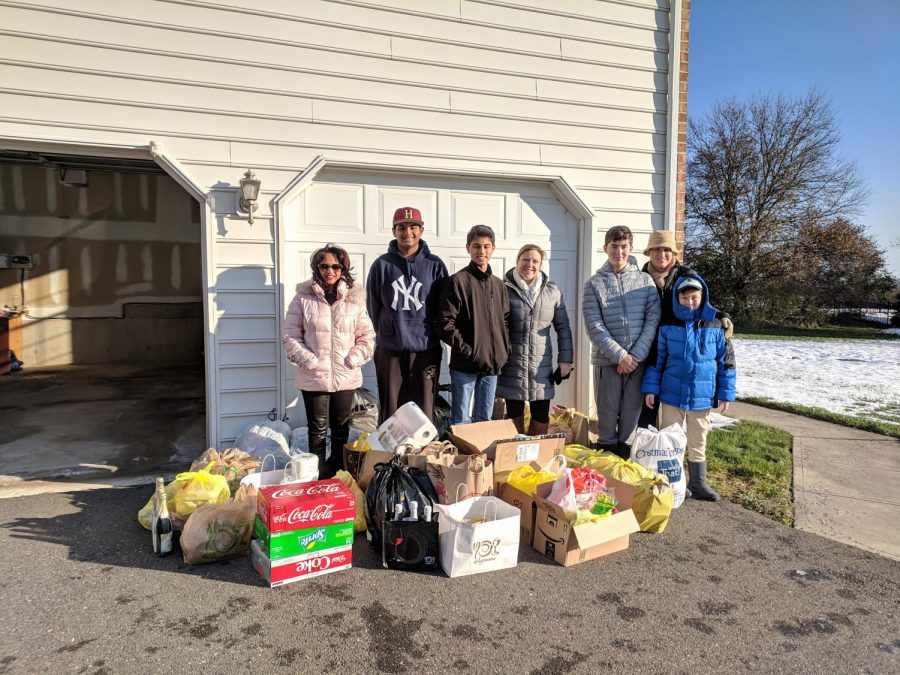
[496,244,573,435]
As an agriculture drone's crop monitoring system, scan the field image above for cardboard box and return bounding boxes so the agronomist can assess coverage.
[448,420,565,473]
[256,479,356,534]
[253,515,354,560]
[532,476,640,566]
[498,474,554,546]
[251,540,352,588]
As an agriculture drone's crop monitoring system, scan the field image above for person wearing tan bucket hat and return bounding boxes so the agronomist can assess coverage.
[638,229,734,429]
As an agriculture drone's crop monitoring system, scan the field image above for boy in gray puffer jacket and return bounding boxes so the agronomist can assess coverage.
[582,226,660,458]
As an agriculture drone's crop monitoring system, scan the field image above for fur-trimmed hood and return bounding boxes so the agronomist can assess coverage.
[295,279,366,304]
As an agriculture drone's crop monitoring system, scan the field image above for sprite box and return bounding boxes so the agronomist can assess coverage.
[253,514,354,560]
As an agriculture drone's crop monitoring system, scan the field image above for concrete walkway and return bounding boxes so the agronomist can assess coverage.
[728,401,900,561]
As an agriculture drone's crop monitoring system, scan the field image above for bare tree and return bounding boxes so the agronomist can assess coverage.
[685,90,868,320]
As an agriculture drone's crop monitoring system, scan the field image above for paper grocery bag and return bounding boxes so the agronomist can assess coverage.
[571,412,599,448]
[435,496,520,578]
[357,449,397,491]
[407,440,457,471]
[426,453,494,505]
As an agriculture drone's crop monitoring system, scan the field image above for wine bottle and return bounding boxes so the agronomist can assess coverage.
[151,477,174,557]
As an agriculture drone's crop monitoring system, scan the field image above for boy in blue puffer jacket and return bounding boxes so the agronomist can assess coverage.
[642,274,736,501]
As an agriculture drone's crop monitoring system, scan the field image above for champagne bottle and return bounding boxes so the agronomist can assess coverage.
[151,477,174,557]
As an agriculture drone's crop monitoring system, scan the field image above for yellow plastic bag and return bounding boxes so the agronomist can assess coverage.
[335,469,367,533]
[173,462,230,518]
[562,444,595,468]
[506,455,566,495]
[583,452,653,484]
[631,475,674,533]
[137,479,181,530]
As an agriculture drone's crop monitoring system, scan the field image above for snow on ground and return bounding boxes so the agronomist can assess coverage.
[733,337,900,428]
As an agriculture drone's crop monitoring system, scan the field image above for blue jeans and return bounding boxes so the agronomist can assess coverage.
[450,370,498,424]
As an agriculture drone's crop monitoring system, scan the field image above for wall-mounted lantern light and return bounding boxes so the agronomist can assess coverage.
[238,169,261,224]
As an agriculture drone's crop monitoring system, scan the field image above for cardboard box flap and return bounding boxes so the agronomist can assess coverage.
[571,509,640,549]
[448,419,520,456]
[604,476,636,511]
[493,435,564,465]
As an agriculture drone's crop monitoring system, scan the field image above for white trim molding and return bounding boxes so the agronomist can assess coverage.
[663,0,683,234]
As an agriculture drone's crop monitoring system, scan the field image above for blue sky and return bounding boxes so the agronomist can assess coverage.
[688,0,900,276]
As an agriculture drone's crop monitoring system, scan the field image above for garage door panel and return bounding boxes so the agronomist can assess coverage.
[521,197,577,248]
[449,192,507,239]
[302,184,365,234]
[377,188,438,235]
[219,341,277,366]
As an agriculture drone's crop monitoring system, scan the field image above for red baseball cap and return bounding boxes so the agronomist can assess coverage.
[392,206,424,227]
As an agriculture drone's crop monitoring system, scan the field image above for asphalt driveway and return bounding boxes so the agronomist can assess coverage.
[0,486,897,673]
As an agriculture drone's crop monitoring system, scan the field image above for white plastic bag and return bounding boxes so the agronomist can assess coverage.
[349,388,379,433]
[234,417,291,469]
[547,468,578,516]
[289,426,310,454]
[627,424,687,508]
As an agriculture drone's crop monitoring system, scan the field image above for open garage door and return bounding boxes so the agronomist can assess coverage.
[0,144,211,482]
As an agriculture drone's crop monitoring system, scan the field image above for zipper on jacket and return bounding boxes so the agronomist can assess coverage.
[329,294,336,391]
[617,272,630,349]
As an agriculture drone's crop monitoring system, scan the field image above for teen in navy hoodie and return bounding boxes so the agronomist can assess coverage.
[366,207,449,424]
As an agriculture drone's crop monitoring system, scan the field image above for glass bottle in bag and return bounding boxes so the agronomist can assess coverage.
[151,477,174,557]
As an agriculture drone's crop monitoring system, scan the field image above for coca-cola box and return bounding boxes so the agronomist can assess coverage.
[251,540,352,588]
[257,479,356,534]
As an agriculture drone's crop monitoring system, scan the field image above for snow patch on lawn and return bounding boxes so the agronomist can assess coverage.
[733,338,900,427]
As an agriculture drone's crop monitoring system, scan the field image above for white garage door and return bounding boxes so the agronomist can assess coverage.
[279,169,581,426]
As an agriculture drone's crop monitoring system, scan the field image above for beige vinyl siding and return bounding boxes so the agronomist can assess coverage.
[0,0,675,445]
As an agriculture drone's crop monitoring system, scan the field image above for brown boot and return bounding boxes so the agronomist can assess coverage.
[527,420,549,437]
[509,416,525,434]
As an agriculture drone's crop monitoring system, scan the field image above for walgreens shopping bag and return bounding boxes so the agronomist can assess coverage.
[435,492,520,578]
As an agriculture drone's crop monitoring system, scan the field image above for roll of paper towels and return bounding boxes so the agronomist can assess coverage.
[286,452,319,481]
[375,401,437,450]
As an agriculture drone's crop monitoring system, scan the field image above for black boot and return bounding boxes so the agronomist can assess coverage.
[615,441,631,461]
[687,461,719,501]
[327,423,350,479]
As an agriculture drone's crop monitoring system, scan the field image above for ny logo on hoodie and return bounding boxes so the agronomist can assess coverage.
[391,275,424,311]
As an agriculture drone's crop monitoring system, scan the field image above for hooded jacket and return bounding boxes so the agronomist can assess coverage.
[436,262,510,375]
[641,275,736,410]
[366,239,448,353]
[582,256,660,366]
[282,279,375,392]
[496,270,573,401]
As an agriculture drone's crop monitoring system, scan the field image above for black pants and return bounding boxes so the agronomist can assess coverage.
[504,399,551,424]
[301,389,355,479]
[374,346,442,424]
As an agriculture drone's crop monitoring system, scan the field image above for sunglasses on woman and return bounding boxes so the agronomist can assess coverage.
[317,263,343,271]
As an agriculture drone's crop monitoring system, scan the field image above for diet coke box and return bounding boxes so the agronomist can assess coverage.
[251,539,352,588]
[257,479,356,534]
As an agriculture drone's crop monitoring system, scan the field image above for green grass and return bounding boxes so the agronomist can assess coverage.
[707,420,794,526]
[740,397,900,439]
[735,325,899,341]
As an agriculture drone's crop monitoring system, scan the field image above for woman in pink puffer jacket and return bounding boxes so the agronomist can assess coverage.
[282,244,375,477]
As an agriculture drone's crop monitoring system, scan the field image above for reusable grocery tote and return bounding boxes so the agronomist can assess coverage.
[435,495,520,578]
[627,424,687,508]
